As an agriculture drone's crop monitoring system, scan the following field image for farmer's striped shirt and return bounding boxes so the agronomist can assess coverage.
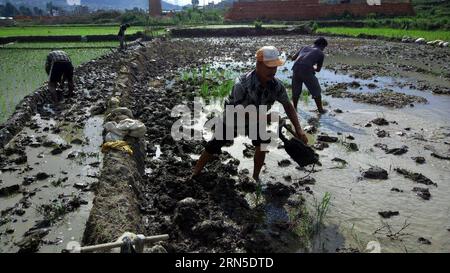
[45,50,71,73]
[45,50,71,67]
[225,70,290,109]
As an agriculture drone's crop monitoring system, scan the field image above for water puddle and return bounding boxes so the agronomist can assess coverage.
[0,108,104,252]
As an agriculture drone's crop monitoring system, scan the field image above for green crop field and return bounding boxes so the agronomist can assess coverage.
[0,42,115,123]
[0,25,144,37]
[316,27,450,42]
[1,41,117,48]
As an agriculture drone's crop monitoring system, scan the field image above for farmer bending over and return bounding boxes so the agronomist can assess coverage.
[45,50,74,103]
[291,37,328,113]
[192,46,308,182]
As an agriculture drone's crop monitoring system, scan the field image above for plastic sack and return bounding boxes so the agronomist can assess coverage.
[104,121,127,137]
[110,107,133,119]
[105,132,123,142]
[115,118,146,138]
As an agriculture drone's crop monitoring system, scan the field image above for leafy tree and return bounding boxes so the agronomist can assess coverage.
[192,0,199,9]
[46,2,54,16]
[33,7,44,16]
[19,6,33,16]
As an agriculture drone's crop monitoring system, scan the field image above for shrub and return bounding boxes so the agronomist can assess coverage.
[254,20,263,30]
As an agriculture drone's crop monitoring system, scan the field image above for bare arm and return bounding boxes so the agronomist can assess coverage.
[291,50,300,61]
[45,55,51,75]
[315,54,324,72]
[283,102,308,144]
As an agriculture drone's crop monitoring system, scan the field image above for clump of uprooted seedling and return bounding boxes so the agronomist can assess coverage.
[181,64,236,100]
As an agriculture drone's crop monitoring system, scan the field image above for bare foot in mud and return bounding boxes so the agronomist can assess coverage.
[189,174,199,181]
[189,171,206,181]
[252,177,261,184]
[309,109,327,115]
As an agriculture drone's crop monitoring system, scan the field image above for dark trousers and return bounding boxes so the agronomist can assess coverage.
[205,122,271,155]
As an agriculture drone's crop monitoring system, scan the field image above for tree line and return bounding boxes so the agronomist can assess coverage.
[0,2,63,17]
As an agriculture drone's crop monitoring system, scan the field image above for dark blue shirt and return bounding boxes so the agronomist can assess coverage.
[292,46,324,72]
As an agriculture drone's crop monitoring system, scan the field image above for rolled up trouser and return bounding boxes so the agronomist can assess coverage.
[292,66,322,99]
[119,35,125,49]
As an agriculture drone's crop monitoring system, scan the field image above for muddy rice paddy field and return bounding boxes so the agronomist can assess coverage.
[0,35,449,253]
[0,41,118,123]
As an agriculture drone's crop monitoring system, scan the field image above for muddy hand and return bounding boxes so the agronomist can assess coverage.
[299,132,309,144]
[294,130,308,144]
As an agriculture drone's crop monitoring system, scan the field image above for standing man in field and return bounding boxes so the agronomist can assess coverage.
[45,50,74,103]
[192,46,308,182]
[118,23,131,50]
[291,37,328,114]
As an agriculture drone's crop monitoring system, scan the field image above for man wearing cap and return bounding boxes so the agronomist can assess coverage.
[45,50,74,103]
[192,46,308,182]
[291,37,328,113]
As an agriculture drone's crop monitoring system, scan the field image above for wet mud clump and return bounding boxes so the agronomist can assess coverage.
[395,168,437,187]
[378,211,399,219]
[362,167,388,180]
[412,187,431,200]
[325,84,427,108]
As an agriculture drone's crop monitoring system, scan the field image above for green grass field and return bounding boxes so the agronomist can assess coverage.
[0,25,144,37]
[317,27,450,42]
[1,41,117,48]
[0,42,114,123]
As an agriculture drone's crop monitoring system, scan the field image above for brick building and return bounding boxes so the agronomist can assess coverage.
[149,0,162,17]
[225,0,415,21]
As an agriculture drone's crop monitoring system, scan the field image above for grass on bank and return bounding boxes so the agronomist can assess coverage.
[288,192,332,249]
[316,27,450,42]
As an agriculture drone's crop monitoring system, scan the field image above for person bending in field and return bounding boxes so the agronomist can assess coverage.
[291,37,328,114]
[118,23,130,50]
[45,50,74,103]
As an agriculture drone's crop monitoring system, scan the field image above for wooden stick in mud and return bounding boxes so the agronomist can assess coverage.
[79,234,169,253]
